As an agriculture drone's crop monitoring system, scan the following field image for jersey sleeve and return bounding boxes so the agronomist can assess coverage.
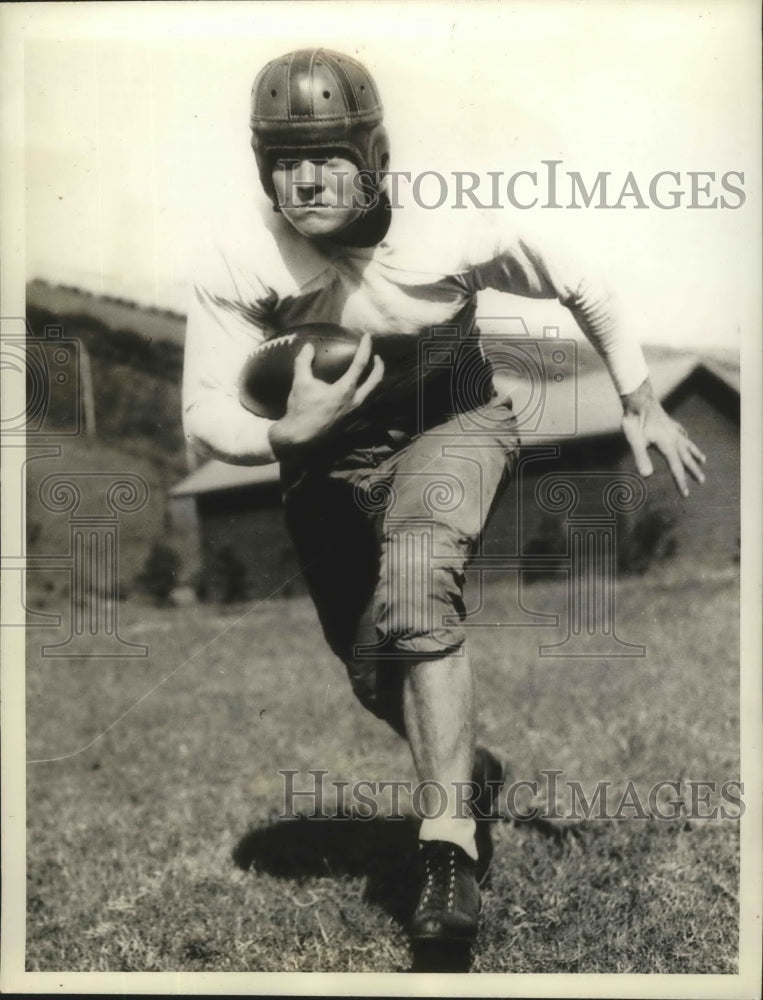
[182,243,278,465]
[468,215,649,396]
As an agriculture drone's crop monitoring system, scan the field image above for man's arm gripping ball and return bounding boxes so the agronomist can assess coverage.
[268,333,385,458]
[620,378,707,497]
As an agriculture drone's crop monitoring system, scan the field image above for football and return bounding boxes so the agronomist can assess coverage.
[239,323,371,420]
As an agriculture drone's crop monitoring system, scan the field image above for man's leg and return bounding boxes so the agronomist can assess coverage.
[369,405,518,942]
[404,649,482,944]
[403,651,476,842]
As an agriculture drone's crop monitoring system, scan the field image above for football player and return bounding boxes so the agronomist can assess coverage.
[183,48,705,950]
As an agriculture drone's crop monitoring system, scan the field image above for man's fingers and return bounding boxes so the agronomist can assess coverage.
[353,354,385,405]
[680,443,706,484]
[685,438,706,465]
[292,342,315,382]
[623,406,705,498]
[340,333,374,386]
[622,418,654,478]
[659,442,689,497]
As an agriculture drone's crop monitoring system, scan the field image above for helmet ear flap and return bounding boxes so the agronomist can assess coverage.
[250,139,279,208]
[367,123,390,177]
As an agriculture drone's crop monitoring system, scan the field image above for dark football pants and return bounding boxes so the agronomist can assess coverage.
[282,397,520,734]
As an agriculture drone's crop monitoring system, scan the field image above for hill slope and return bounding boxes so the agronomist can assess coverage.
[27,279,186,347]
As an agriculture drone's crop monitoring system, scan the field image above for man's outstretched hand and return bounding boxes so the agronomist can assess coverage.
[620,378,706,498]
[268,333,384,457]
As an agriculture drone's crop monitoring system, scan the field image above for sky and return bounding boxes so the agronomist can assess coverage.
[9,1,762,350]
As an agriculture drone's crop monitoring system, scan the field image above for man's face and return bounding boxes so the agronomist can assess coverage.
[271,155,368,237]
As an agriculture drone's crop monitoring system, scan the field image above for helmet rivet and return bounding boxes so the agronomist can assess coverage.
[270,89,277,97]
[360,85,365,93]
[323,90,331,99]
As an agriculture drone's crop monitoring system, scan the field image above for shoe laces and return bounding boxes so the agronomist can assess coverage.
[420,843,459,911]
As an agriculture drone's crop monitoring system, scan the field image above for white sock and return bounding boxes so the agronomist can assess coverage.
[419,815,478,861]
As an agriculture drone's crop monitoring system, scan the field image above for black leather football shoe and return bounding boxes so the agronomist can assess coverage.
[409,841,481,944]
[471,745,506,885]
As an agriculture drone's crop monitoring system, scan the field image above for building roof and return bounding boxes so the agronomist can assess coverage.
[171,458,280,497]
[497,353,699,444]
[171,352,738,498]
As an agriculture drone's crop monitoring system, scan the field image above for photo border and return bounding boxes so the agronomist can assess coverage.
[2,2,761,996]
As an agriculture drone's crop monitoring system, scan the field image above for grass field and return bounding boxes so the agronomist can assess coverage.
[25,565,739,974]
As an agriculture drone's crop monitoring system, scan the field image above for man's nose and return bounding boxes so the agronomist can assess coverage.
[292,160,324,186]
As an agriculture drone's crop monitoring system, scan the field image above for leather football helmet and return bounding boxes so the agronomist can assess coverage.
[250,48,390,206]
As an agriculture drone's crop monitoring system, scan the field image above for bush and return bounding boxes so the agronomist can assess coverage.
[523,507,678,580]
[616,507,678,576]
[136,542,181,605]
[204,545,248,604]
[523,515,567,579]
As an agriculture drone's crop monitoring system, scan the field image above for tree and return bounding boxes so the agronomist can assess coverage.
[137,542,181,605]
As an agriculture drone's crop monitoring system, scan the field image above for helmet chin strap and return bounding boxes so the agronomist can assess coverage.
[324,191,392,248]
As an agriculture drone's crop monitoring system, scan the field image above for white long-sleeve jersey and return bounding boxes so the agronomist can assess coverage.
[183,188,649,465]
